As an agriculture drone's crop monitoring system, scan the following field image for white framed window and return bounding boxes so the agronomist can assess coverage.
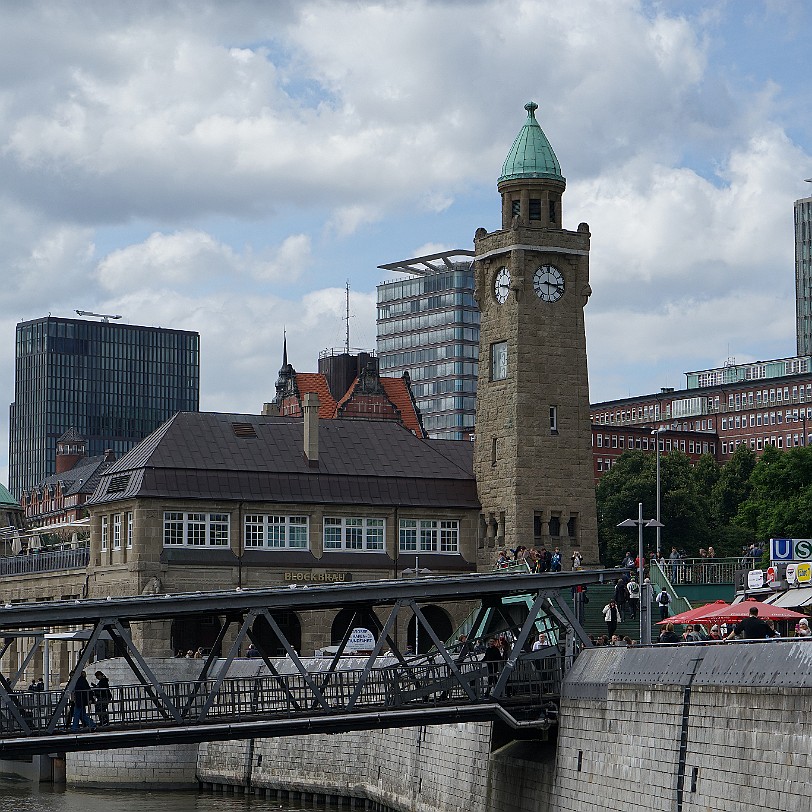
[126,512,133,549]
[324,517,385,551]
[101,515,108,551]
[163,512,230,547]
[405,519,460,553]
[113,514,121,550]
[244,515,309,549]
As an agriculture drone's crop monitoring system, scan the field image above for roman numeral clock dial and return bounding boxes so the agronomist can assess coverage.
[533,264,565,302]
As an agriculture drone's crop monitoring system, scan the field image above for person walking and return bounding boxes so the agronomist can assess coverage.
[613,578,629,621]
[655,588,671,621]
[92,670,112,726]
[602,600,621,638]
[626,577,641,620]
[69,670,96,732]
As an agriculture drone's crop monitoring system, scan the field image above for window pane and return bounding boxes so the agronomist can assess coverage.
[324,518,342,549]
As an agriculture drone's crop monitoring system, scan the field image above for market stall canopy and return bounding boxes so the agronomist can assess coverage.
[700,599,806,623]
[656,600,729,626]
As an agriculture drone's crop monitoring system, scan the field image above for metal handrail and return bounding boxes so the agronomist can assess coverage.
[0,654,562,737]
[658,557,738,586]
[0,546,90,576]
[650,560,692,617]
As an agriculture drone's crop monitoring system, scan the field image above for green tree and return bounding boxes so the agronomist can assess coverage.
[596,450,715,565]
[735,444,812,542]
[710,444,757,557]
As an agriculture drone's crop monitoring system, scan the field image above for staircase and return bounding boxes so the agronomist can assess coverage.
[580,583,652,641]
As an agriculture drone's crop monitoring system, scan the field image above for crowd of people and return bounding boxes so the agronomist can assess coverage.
[495,546,581,572]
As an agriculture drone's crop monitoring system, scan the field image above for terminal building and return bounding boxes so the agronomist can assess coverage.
[8,315,200,499]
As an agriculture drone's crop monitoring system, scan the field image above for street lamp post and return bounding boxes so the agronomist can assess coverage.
[618,503,663,645]
[652,427,666,557]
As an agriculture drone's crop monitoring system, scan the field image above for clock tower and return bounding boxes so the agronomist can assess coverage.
[474,101,598,566]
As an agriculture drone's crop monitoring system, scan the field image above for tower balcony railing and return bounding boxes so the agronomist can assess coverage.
[0,546,90,577]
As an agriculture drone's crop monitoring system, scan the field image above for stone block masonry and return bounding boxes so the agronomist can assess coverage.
[71,643,812,811]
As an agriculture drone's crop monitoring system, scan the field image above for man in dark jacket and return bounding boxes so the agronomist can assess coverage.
[726,606,772,640]
[69,670,96,732]
[93,670,112,726]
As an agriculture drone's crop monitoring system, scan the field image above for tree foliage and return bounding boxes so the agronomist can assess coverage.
[596,442,812,565]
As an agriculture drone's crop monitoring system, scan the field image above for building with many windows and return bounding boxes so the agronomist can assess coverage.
[8,316,200,498]
[796,194,812,356]
[591,355,812,466]
[377,251,478,440]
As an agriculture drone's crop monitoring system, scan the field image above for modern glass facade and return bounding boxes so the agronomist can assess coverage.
[377,252,478,440]
[796,196,812,356]
[9,317,200,498]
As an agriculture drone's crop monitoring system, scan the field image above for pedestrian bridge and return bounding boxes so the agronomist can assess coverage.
[0,570,609,757]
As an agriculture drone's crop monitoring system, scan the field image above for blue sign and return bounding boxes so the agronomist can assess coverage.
[770,538,812,562]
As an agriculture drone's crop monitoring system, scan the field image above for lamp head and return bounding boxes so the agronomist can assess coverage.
[617,519,638,528]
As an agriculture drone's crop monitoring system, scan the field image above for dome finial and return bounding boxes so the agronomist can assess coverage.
[524,100,538,117]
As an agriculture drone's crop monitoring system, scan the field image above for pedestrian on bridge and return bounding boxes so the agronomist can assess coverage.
[69,671,96,733]
[93,670,112,727]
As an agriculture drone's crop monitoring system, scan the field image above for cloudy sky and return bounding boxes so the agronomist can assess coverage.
[2,0,812,487]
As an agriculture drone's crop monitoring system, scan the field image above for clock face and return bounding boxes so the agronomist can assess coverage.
[533,265,565,302]
[494,267,511,304]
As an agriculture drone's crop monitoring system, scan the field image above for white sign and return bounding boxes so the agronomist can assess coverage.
[747,570,764,590]
[786,564,798,584]
[347,627,375,649]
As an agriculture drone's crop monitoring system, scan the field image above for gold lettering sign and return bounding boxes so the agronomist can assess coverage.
[283,571,351,583]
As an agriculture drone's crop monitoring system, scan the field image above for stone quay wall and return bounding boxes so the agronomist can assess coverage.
[70,642,812,812]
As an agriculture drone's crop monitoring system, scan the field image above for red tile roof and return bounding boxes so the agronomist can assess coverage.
[292,373,338,419]
[380,376,425,438]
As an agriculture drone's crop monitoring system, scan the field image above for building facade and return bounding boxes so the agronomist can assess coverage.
[796,195,812,356]
[591,355,812,463]
[8,316,200,498]
[473,101,598,563]
[377,251,478,440]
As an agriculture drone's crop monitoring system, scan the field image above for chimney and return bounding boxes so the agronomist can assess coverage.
[303,392,320,467]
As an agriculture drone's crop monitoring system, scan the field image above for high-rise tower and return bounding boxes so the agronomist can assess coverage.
[795,194,812,356]
[473,101,598,565]
[9,316,200,498]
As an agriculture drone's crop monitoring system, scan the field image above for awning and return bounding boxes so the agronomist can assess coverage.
[766,587,812,608]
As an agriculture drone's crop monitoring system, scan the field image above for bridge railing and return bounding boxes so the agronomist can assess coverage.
[658,557,738,586]
[0,654,562,736]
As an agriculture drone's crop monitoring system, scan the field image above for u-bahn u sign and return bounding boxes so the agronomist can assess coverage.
[770,538,812,562]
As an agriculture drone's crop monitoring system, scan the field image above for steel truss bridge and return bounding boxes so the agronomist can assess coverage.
[0,571,609,757]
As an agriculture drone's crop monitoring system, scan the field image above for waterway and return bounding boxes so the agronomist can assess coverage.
[0,779,308,812]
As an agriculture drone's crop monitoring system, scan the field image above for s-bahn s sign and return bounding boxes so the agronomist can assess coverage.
[770,538,812,562]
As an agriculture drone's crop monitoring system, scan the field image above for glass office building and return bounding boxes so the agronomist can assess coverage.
[796,195,812,356]
[9,316,200,498]
[377,251,478,440]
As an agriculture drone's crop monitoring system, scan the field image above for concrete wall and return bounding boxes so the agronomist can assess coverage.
[68,642,812,811]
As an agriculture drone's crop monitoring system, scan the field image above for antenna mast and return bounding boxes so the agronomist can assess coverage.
[345,280,350,354]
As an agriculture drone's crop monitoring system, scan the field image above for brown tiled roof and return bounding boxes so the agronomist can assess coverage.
[380,376,425,438]
[294,373,338,418]
[88,412,476,509]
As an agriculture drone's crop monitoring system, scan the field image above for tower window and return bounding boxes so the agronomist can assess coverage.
[549,200,556,223]
[491,437,497,466]
[529,199,541,220]
[548,516,561,537]
[511,199,520,217]
[550,406,558,434]
[491,341,507,381]
[567,516,577,538]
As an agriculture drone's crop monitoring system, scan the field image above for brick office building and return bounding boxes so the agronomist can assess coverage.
[591,355,812,472]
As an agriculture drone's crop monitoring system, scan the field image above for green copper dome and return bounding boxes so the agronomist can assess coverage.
[499,101,564,184]
[0,482,20,509]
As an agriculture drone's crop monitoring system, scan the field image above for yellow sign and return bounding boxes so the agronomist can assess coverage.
[796,562,812,583]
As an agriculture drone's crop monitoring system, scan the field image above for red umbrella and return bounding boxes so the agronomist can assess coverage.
[656,600,729,626]
[700,599,806,624]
